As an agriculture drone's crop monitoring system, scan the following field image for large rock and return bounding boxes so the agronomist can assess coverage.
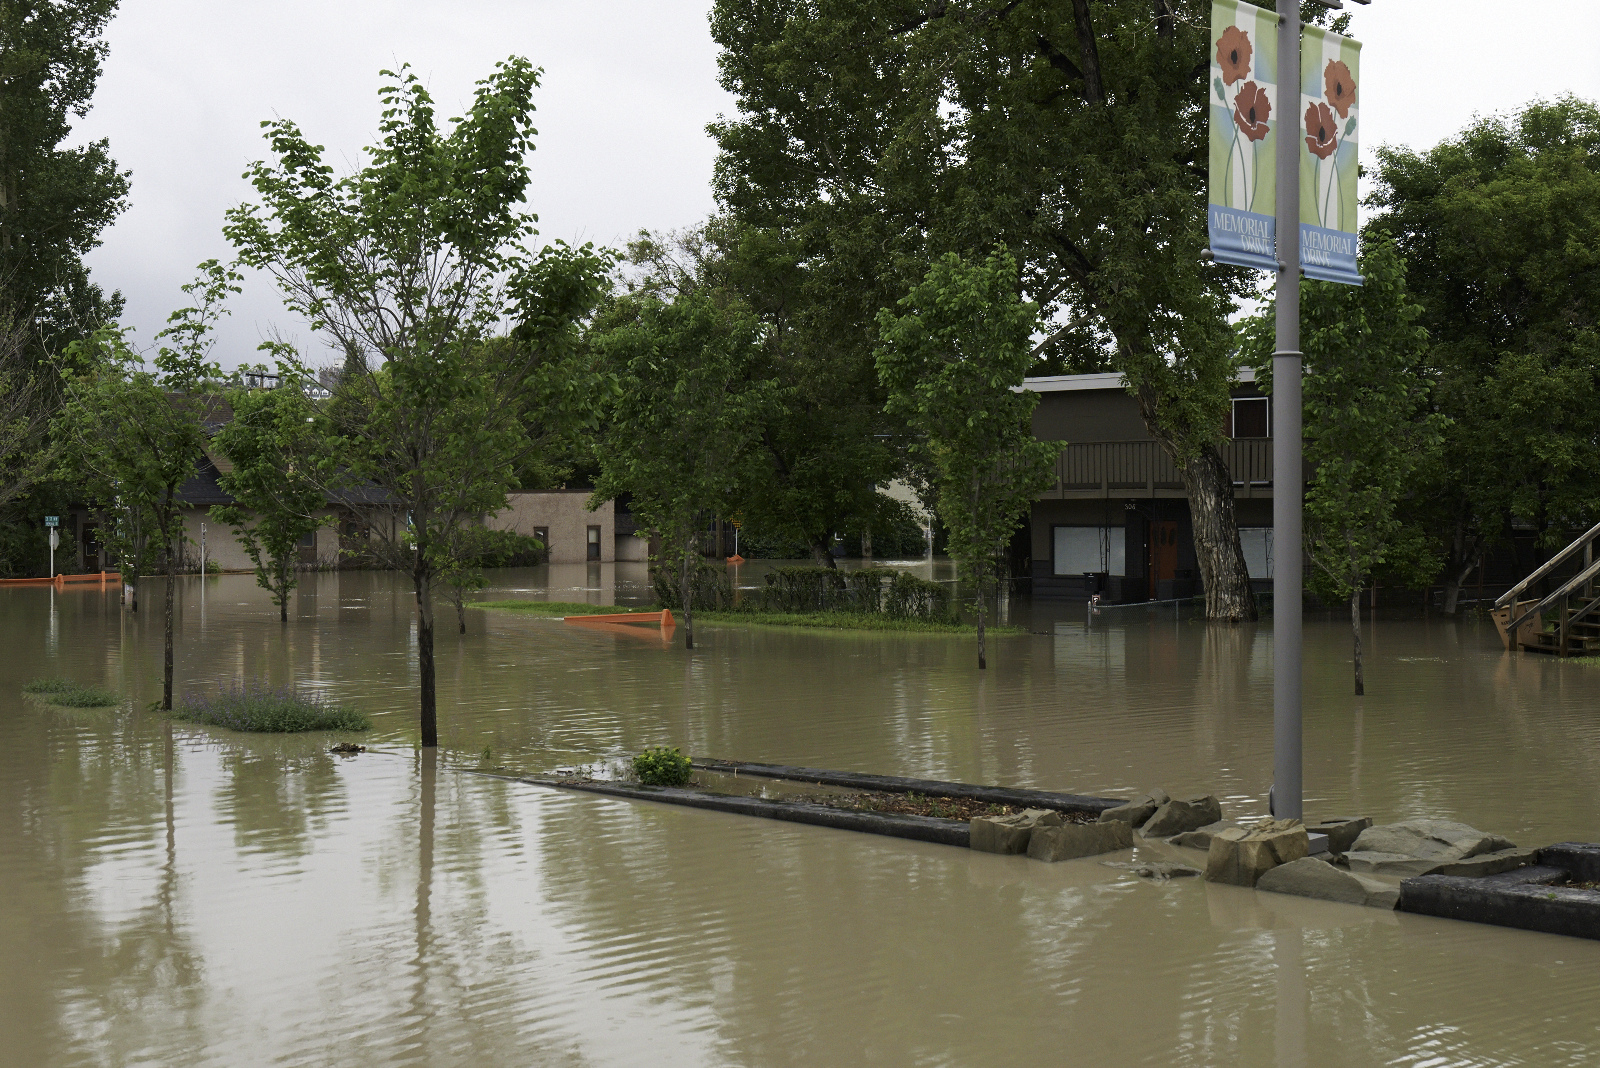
[1205,819,1309,887]
[1344,851,1440,876]
[1307,816,1372,855]
[1141,795,1224,838]
[1169,820,1241,851]
[1256,856,1398,908]
[1027,819,1133,862]
[1350,820,1514,862]
[970,808,1061,854]
[1097,788,1170,829]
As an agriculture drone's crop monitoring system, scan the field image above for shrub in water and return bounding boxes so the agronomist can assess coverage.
[633,746,692,787]
[22,677,121,706]
[175,679,370,733]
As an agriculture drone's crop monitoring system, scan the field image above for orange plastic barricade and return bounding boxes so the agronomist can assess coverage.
[563,609,675,628]
[0,570,120,588]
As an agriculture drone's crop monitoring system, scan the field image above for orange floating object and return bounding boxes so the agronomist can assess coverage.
[563,609,674,628]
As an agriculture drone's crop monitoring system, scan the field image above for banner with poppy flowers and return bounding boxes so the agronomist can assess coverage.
[1299,23,1362,285]
[1208,0,1279,272]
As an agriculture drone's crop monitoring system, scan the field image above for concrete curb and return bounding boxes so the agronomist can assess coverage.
[692,759,1125,814]
[1398,844,1600,941]
[521,776,971,847]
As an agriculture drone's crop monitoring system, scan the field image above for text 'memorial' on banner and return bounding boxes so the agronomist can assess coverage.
[1299,22,1362,285]
[1207,0,1279,272]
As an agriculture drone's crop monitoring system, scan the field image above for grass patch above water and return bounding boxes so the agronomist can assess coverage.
[22,677,122,707]
[473,601,1021,635]
[174,680,370,733]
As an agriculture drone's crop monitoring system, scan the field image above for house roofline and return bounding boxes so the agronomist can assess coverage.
[1018,367,1258,393]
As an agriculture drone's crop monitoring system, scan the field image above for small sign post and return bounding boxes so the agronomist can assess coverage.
[45,516,59,579]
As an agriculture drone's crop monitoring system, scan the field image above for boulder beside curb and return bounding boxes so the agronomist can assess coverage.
[1028,819,1133,862]
[1205,819,1309,887]
[970,809,1061,854]
[1169,820,1240,851]
[1418,847,1538,878]
[1141,795,1223,838]
[1097,789,1170,828]
[1255,856,1398,909]
[1351,820,1514,863]
[1307,816,1372,855]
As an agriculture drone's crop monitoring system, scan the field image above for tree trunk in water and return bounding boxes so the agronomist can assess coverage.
[976,562,987,670]
[1350,586,1364,696]
[810,536,837,569]
[415,568,438,747]
[279,558,290,622]
[681,534,696,650]
[1180,446,1257,621]
[163,536,175,711]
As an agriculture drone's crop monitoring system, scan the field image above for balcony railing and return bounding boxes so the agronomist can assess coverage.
[1043,439,1273,499]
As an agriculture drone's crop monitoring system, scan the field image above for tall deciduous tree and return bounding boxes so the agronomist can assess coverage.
[592,291,770,649]
[1368,96,1600,603]
[876,250,1059,669]
[0,0,129,354]
[210,372,328,622]
[1242,240,1442,694]
[56,262,233,709]
[709,0,1341,619]
[224,61,612,748]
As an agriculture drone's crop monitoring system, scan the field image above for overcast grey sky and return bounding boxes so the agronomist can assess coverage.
[74,1,1600,370]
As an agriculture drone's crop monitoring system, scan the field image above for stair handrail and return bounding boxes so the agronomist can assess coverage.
[1505,555,1600,638]
[1494,519,1600,608]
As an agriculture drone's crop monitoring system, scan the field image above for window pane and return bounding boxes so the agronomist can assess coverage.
[1232,397,1269,438]
[1240,527,1273,578]
[1053,526,1125,576]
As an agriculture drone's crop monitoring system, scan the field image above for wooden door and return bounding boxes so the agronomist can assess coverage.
[1149,521,1179,584]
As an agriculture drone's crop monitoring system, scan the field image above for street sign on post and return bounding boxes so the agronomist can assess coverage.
[45,517,60,578]
[44,516,58,527]
[1208,0,1367,822]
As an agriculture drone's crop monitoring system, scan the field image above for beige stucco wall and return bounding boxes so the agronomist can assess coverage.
[488,492,615,564]
[180,509,342,572]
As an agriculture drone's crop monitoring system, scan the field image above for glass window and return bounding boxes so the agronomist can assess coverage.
[1053,526,1125,577]
[1240,527,1273,578]
[1231,396,1270,438]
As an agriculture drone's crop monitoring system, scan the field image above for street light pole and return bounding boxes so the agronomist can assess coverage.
[1272,0,1304,821]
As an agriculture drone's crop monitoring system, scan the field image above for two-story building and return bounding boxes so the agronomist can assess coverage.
[1023,371,1275,602]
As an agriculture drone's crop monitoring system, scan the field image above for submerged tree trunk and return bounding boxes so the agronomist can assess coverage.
[278,556,290,622]
[1133,381,1256,622]
[810,535,837,569]
[163,525,176,711]
[1180,446,1257,621]
[415,563,438,748]
[1350,586,1365,696]
[454,587,467,634]
[976,561,988,670]
[680,533,697,650]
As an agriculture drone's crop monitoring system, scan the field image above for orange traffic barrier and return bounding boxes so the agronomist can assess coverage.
[726,554,744,564]
[563,609,675,628]
[0,570,120,588]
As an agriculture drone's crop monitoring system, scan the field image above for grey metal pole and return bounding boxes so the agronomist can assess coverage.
[1273,0,1304,821]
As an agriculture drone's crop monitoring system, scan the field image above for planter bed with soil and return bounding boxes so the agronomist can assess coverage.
[1399,843,1600,941]
[519,763,1121,849]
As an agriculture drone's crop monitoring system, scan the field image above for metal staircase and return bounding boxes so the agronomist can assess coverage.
[1492,519,1600,656]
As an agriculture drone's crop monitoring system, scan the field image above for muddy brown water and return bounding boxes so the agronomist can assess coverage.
[3,563,1599,1066]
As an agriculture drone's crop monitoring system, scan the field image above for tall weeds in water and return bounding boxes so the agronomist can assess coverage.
[175,680,370,733]
[22,677,121,707]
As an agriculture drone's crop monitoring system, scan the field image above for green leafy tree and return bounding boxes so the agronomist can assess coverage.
[1242,240,1442,694]
[1368,96,1600,603]
[592,291,770,649]
[0,0,129,356]
[876,250,1059,669]
[224,61,613,747]
[709,1,1351,619]
[210,373,328,622]
[55,262,233,709]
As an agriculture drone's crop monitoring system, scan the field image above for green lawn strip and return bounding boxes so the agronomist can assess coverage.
[473,600,1019,634]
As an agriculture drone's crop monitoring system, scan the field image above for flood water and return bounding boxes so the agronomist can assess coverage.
[4,564,1599,1067]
